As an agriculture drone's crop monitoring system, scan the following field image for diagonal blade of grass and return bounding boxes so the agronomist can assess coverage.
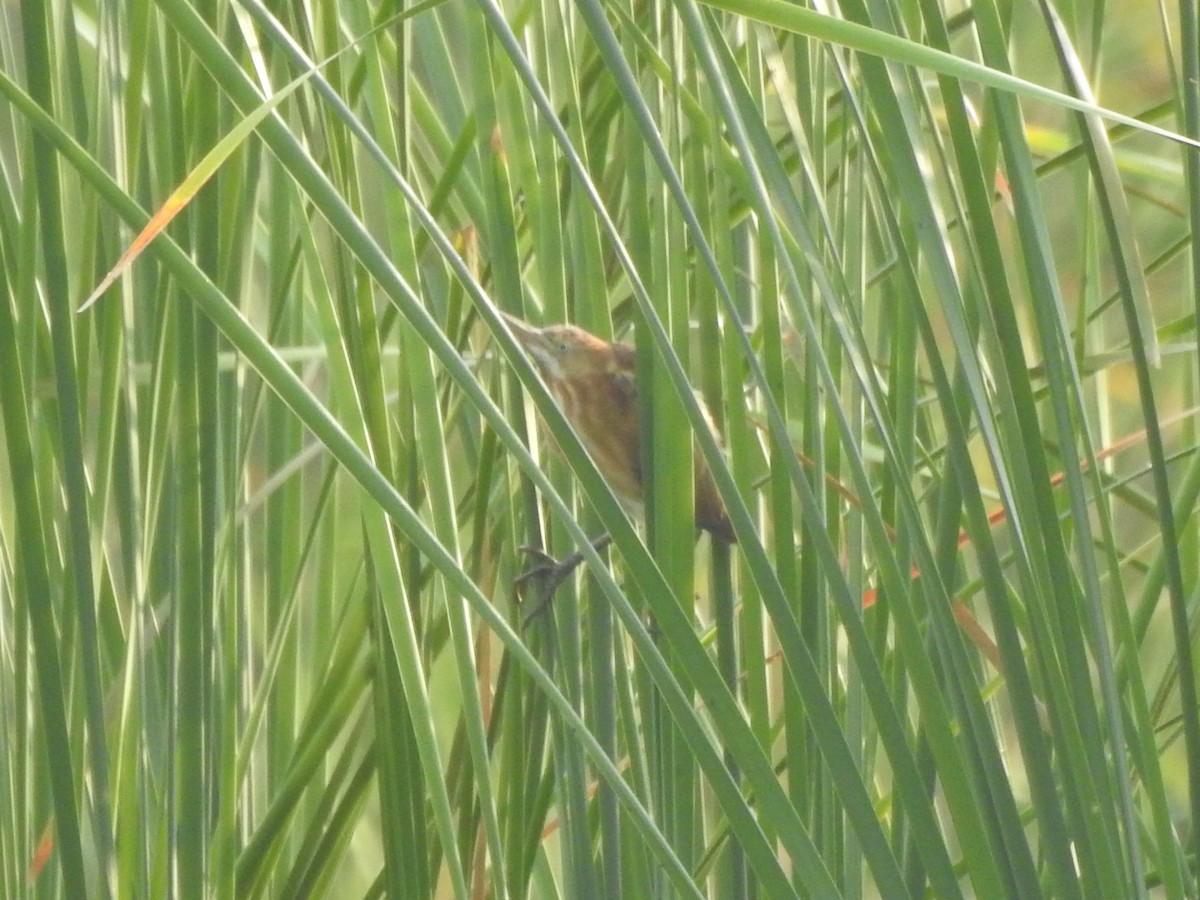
[701,0,1200,150]
[76,0,444,313]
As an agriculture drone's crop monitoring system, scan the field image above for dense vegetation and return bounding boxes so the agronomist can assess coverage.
[1,0,1197,896]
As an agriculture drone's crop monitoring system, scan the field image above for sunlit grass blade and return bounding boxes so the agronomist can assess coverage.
[701,0,1200,148]
[76,1,442,313]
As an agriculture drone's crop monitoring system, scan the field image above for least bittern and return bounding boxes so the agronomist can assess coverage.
[501,312,735,610]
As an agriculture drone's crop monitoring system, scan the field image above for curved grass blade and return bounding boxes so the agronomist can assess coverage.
[76,0,445,313]
[700,0,1200,149]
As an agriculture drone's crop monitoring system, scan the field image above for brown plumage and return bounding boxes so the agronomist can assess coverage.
[502,313,736,544]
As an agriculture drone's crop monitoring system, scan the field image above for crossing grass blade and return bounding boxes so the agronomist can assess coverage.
[2,0,1196,895]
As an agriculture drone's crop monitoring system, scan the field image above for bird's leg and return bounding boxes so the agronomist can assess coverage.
[516,533,614,626]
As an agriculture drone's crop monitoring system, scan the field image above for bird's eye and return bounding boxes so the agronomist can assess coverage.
[557,341,569,353]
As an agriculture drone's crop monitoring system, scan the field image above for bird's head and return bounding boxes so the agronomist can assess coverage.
[501,313,619,383]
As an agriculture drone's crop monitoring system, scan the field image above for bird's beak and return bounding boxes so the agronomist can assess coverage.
[499,311,559,377]
[499,311,542,348]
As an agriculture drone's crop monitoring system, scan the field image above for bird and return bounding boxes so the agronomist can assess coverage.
[500,311,736,546]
